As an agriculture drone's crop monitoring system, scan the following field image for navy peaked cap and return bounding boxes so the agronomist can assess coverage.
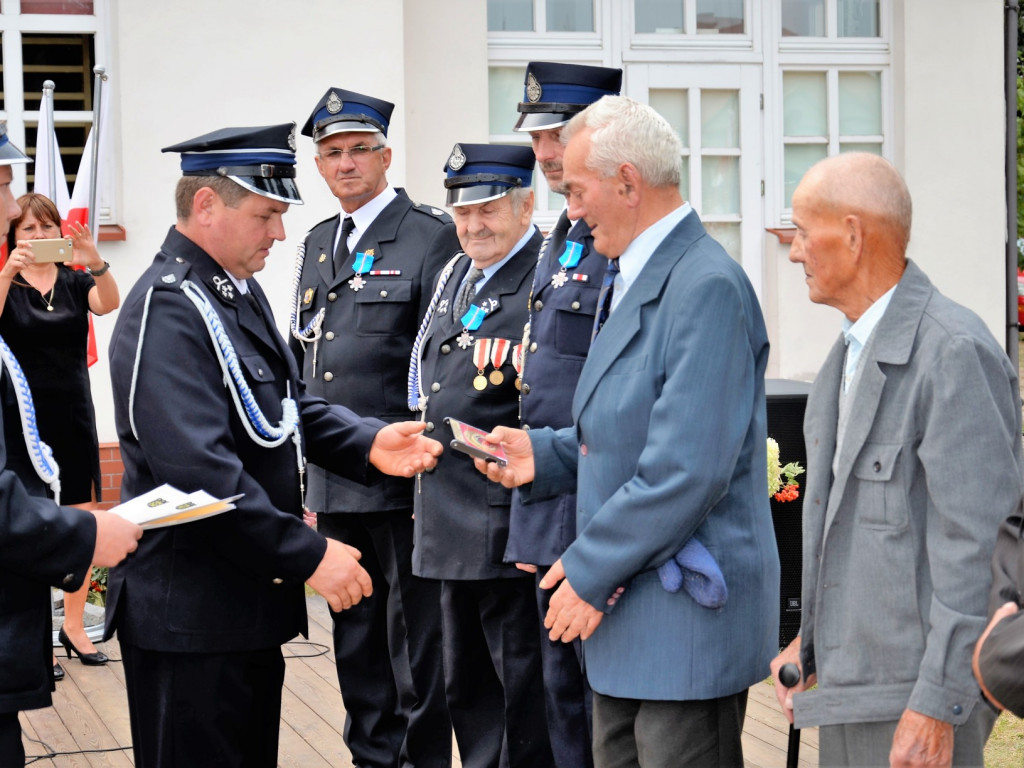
[514,61,622,132]
[0,121,30,166]
[162,123,302,204]
[443,143,535,207]
[302,87,395,141]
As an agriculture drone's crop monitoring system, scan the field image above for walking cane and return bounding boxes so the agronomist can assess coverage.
[778,662,802,768]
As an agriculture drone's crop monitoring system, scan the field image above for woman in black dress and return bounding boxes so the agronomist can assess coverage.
[0,193,119,674]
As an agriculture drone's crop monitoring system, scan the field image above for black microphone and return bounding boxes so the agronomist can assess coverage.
[779,663,801,768]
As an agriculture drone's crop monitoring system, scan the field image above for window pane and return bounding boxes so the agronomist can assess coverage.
[547,187,565,210]
[635,0,684,34]
[21,33,96,111]
[701,90,739,149]
[838,0,879,37]
[784,144,827,207]
[679,155,690,201]
[702,156,740,215]
[489,67,525,134]
[547,0,594,32]
[21,0,94,12]
[840,142,882,155]
[781,0,824,37]
[838,71,881,135]
[783,72,827,137]
[488,0,534,31]
[704,221,741,263]
[696,0,744,34]
[649,89,689,147]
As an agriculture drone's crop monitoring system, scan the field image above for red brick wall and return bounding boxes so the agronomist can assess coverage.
[98,442,123,510]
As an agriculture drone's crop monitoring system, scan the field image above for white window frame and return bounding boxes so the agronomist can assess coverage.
[763,0,892,225]
[0,0,116,223]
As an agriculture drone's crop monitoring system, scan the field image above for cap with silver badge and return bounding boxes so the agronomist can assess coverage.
[161,123,302,204]
[442,143,535,207]
[513,61,622,133]
[301,87,394,143]
[0,121,31,166]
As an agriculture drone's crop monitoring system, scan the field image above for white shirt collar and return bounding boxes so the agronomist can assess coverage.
[614,202,693,306]
[335,184,398,252]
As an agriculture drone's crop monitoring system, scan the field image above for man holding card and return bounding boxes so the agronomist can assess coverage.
[107,123,441,767]
[408,143,554,768]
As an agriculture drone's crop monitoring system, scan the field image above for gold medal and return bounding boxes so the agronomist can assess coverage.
[515,376,522,390]
[473,374,488,391]
[489,370,504,386]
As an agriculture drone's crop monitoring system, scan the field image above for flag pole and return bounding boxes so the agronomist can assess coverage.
[42,80,57,197]
[87,66,107,233]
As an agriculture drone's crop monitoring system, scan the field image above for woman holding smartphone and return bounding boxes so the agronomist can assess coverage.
[0,193,119,677]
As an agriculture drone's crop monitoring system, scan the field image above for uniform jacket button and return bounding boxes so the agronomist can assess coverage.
[952,704,963,716]
[327,292,338,301]
[534,300,544,311]
[272,577,283,585]
[523,424,531,431]
[426,422,435,432]
[571,301,581,310]
[325,331,336,340]
[441,344,451,355]
[873,461,882,472]
[529,342,538,353]
[521,383,531,394]
[323,372,334,382]
[431,382,441,393]
[379,290,388,298]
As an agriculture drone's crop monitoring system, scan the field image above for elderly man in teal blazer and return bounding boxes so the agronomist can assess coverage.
[771,153,1023,767]
[478,96,780,767]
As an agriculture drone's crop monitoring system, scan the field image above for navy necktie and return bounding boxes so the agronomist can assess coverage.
[333,216,356,277]
[591,258,620,342]
[455,267,485,317]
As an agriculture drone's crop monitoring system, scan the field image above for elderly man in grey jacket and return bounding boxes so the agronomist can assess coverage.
[770,153,1022,767]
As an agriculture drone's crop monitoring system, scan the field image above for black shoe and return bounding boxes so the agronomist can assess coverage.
[58,626,108,666]
[53,662,65,681]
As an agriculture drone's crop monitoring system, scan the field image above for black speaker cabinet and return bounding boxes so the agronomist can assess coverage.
[766,379,812,649]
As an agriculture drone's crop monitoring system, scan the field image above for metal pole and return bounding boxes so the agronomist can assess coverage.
[42,80,57,197]
[88,66,107,233]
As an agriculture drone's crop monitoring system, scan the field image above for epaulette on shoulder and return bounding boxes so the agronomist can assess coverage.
[410,201,452,223]
[151,258,191,291]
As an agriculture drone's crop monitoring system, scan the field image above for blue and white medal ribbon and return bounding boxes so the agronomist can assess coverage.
[559,241,584,269]
[0,334,61,503]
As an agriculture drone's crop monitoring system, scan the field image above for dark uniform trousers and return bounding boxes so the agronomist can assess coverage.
[413,233,554,768]
[507,212,605,768]
[0,361,95,767]
[293,191,459,768]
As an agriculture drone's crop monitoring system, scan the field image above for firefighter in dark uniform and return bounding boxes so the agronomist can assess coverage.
[0,122,141,767]
[288,87,458,768]
[107,123,441,767]
[505,62,621,768]
[409,144,554,768]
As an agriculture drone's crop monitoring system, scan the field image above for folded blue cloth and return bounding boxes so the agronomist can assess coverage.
[657,538,728,609]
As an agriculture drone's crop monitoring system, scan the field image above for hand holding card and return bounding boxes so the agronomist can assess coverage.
[445,417,508,467]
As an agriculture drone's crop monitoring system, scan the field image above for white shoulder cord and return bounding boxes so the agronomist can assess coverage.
[288,241,326,374]
[127,280,306,500]
[408,252,464,413]
[0,334,61,504]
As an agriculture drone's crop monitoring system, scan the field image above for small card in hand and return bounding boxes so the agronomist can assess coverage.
[446,417,508,467]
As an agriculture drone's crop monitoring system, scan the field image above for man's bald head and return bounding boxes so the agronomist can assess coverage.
[801,152,912,254]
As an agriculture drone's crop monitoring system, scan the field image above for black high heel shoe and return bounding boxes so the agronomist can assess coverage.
[53,661,65,681]
[58,626,108,666]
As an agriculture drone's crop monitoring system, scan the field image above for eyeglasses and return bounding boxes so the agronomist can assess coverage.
[318,145,386,162]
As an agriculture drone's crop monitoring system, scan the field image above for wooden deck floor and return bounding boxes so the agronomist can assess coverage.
[20,597,818,767]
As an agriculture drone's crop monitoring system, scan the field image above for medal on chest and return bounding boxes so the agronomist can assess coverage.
[489,337,510,385]
[512,343,524,390]
[472,338,491,390]
[551,241,584,289]
[348,250,375,292]
[456,298,496,349]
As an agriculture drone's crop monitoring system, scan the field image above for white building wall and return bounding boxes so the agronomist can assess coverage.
[87,0,488,442]
[769,0,1009,382]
